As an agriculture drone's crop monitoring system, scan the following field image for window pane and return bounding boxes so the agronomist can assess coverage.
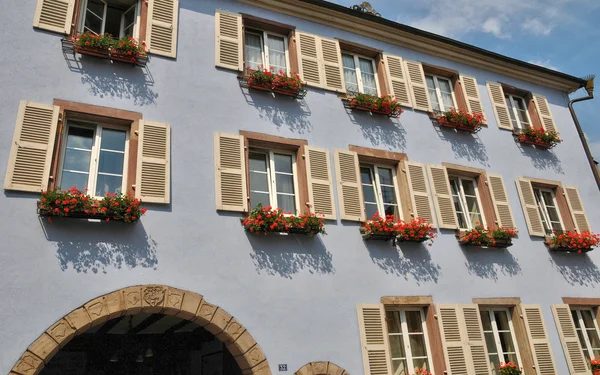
[587,329,600,349]
[506,353,519,367]
[249,152,268,172]
[485,332,497,354]
[378,168,394,186]
[412,359,430,374]
[392,359,409,375]
[275,174,295,194]
[425,75,436,90]
[461,179,476,196]
[250,192,269,210]
[514,97,527,111]
[359,58,377,95]
[95,174,123,196]
[381,186,397,205]
[98,151,124,175]
[250,172,269,193]
[409,335,427,357]
[386,311,401,333]
[577,329,588,350]
[123,6,136,37]
[365,203,378,219]
[505,95,519,129]
[60,171,88,191]
[489,354,500,374]
[494,311,510,331]
[406,311,423,333]
[361,167,377,204]
[273,154,293,174]
[582,310,595,328]
[572,311,581,329]
[245,32,263,70]
[469,213,484,229]
[480,312,492,331]
[517,109,530,127]
[104,6,121,37]
[499,331,516,353]
[547,207,561,223]
[384,205,399,217]
[465,196,481,214]
[437,78,452,93]
[63,149,92,172]
[362,184,377,204]
[267,35,286,72]
[277,194,295,213]
[84,0,104,34]
[67,126,94,149]
[541,191,554,206]
[100,129,126,151]
[426,76,440,112]
[441,93,454,111]
[389,335,406,358]
[342,54,358,93]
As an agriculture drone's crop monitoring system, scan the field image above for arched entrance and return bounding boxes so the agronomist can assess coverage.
[11,285,271,375]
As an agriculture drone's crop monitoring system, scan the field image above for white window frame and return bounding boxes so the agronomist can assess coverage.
[248,148,300,215]
[449,175,486,230]
[480,308,524,373]
[342,52,380,96]
[505,94,532,130]
[386,307,434,374]
[533,187,564,235]
[425,74,457,112]
[360,164,402,219]
[572,307,600,361]
[244,29,290,74]
[78,0,141,39]
[58,120,130,199]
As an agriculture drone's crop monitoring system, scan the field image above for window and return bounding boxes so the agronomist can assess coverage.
[58,120,129,198]
[449,176,485,230]
[571,308,600,362]
[480,309,523,374]
[533,188,563,235]
[360,165,401,219]
[79,0,140,38]
[244,30,289,73]
[342,53,379,96]
[248,149,299,214]
[386,308,433,375]
[505,94,532,131]
[425,75,456,113]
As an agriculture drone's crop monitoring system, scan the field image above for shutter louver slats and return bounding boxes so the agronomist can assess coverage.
[297,32,322,88]
[533,95,558,133]
[460,75,485,120]
[383,54,412,107]
[437,305,469,375]
[427,165,458,229]
[147,0,179,58]
[321,38,345,92]
[551,305,590,375]
[521,305,557,375]
[515,178,545,237]
[564,186,591,232]
[33,0,75,34]
[462,305,492,375]
[356,304,393,375]
[4,101,59,192]
[135,121,170,204]
[404,60,431,112]
[305,146,336,220]
[334,149,365,222]
[405,161,436,227]
[215,11,242,71]
[214,133,247,212]
[487,174,515,228]
[486,82,512,130]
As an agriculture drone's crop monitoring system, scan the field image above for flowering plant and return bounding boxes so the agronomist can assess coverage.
[71,32,146,58]
[73,32,113,50]
[350,93,403,117]
[397,217,437,245]
[519,127,562,146]
[362,213,402,236]
[272,70,303,91]
[499,362,522,375]
[39,187,146,223]
[590,358,600,370]
[460,224,518,247]
[112,35,146,56]
[548,231,600,253]
[413,369,432,375]
[438,108,485,130]
[242,204,326,237]
[246,66,275,87]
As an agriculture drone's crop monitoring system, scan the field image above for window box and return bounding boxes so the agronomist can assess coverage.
[457,226,518,248]
[343,93,403,118]
[239,68,308,99]
[241,204,326,237]
[514,129,561,149]
[436,109,484,133]
[61,36,148,67]
[360,215,436,245]
[545,231,600,254]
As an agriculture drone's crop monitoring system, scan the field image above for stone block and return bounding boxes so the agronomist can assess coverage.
[84,297,109,326]
[105,291,125,319]
[64,308,92,334]
[216,318,245,344]
[46,319,75,347]
[177,292,203,320]
[28,334,58,363]
[194,301,217,327]
[141,285,167,313]
[12,351,43,375]
[227,330,256,357]
[123,286,142,314]
[163,287,184,316]
[205,308,232,335]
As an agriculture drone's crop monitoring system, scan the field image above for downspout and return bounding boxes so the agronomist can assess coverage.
[568,77,600,189]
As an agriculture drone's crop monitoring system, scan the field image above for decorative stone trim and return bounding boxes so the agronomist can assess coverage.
[10,285,272,375]
[295,362,350,375]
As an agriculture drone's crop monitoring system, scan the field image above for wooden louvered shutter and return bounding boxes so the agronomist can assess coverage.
[521,305,557,375]
[135,121,170,204]
[356,304,393,375]
[487,174,515,229]
[383,54,412,107]
[214,11,242,71]
[214,133,247,212]
[404,60,431,112]
[33,0,75,34]
[427,165,458,229]
[146,0,179,58]
[563,186,591,232]
[297,32,322,88]
[460,75,485,120]
[320,37,345,92]
[305,146,335,220]
[3,101,59,192]
[405,161,435,227]
[515,178,545,237]
[334,149,364,222]
[551,304,590,375]
[462,305,492,375]
[437,304,469,375]
[533,95,558,133]
[486,82,512,130]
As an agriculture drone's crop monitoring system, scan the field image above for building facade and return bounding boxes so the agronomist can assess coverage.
[0,0,599,374]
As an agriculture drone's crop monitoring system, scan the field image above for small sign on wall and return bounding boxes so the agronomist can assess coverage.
[278,364,288,371]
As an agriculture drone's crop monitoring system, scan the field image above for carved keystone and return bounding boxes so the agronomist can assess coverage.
[142,285,166,313]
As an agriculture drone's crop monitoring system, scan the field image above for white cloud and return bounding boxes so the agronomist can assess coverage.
[528,59,559,71]
[522,18,554,36]
[482,17,510,39]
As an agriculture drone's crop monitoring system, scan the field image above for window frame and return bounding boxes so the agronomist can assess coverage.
[342,52,381,96]
[425,74,457,113]
[57,119,130,199]
[449,175,486,230]
[505,94,533,131]
[78,0,142,39]
[480,307,524,374]
[533,187,564,235]
[360,163,402,219]
[244,28,291,74]
[571,307,600,361]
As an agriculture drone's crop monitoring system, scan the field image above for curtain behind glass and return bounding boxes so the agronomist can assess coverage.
[359,58,377,95]
[245,32,263,71]
[267,35,287,73]
[342,54,359,93]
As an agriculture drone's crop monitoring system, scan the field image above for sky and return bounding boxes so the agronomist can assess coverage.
[330,0,600,160]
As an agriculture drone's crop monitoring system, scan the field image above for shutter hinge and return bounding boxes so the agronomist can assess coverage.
[302,154,305,159]
[49,175,54,181]
[134,130,139,136]
[484,180,489,185]
[433,314,437,319]
[132,184,136,190]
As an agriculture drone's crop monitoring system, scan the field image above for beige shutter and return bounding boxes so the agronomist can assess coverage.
[427,165,458,229]
[460,75,485,120]
[356,304,393,375]
[4,101,59,192]
[487,174,515,228]
[486,82,512,130]
[551,304,590,375]
[320,37,345,92]
[533,94,558,133]
[297,31,322,88]
[383,54,412,107]
[437,304,469,375]
[135,121,170,204]
[213,133,247,212]
[214,10,243,71]
[563,186,591,232]
[334,149,364,222]
[405,161,435,227]
[33,0,75,34]
[521,305,557,375]
[462,305,492,375]
[515,178,545,237]
[305,146,336,220]
[404,60,431,112]
[146,0,179,58]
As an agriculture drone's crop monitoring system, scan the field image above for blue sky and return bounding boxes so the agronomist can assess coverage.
[331,0,600,160]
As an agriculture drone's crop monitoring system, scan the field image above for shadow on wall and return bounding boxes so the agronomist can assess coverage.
[432,120,490,167]
[62,50,158,106]
[345,108,406,151]
[247,233,334,279]
[461,246,522,281]
[549,251,600,287]
[366,241,441,285]
[518,142,564,174]
[40,217,158,273]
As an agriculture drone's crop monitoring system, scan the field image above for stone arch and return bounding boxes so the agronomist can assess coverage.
[295,362,350,375]
[9,285,271,375]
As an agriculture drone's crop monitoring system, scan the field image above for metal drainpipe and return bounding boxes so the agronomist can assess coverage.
[568,77,600,190]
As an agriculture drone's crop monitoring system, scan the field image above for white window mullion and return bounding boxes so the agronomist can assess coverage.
[89,126,102,197]
[354,55,364,93]
[433,77,444,111]
[268,151,277,209]
[101,1,107,35]
[400,311,415,370]
[490,312,506,363]
[373,166,385,216]
[577,310,594,355]
[457,178,471,229]
[263,31,270,71]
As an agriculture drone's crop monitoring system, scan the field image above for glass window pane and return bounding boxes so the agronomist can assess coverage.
[587,329,600,349]
[494,311,510,331]
[489,354,500,374]
[250,192,269,210]
[437,78,452,93]
[547,207,561,223]
[84,0,104,34]
[250,171,269,193]
[67,126,94,149]
[378,168,394,186]
[409,335,427,357]
[499,331,516,353]
[517,109,530,127]
[273,154,293,174]
[104,6,121,37]
[572,311,581,329]
[441,92,455,111]
[593,349,600,361]
[60,171,88,191]
[98,151,124,175]
[480,312,492,331]
[249,152,268,172]
[362,184,377,204]
[365,203,378,219]
[392,359,409,375]
[485,332,497,354]
[469,213,484,229]
[406,311,423,333]
[384,205,399,217]
[275,174,295,194]
[100,129,126,152]
[412,359,430,374]
[95,174,123,196]
[541,191,555,207]
[461,179,476,196]
[426,75,436,90]
[381,186,397,205]
[582,310,595,328]
[123,6,136,36]
[342,54,358,93]
[245,32,263,70]
[389,335,406,358]
[386,311,401,333]
[359,57,375,75]
[514,97,527,111]
[506,353,519,367]
[359,58,377,95]
[577,329,588,349]
[277,194,295,213]
[63,149,92,172]
[465,196,481,214]
[267,35,286,72]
